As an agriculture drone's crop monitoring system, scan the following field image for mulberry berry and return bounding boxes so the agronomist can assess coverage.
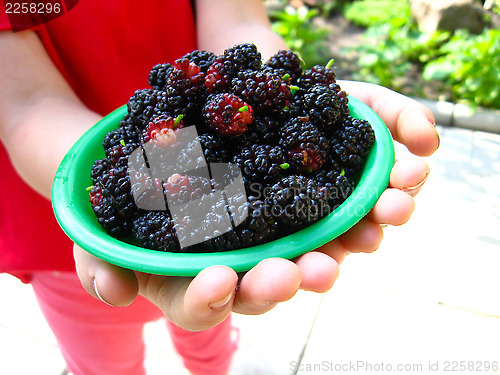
[231,70,292,114]
[279,117,330,173]
[290,84,349,133]
[202,93,254,136]
[132,211,181,252]
[127,89,167,130]
[102,122,141,157]
[265,175,330,229]
[232,144,287,186]
[204,197,278,251]
[97,161,138,217]
[299,64,336,90]
[265,50,303,83]
[181,50,217,73]
[313,169,353,207]
[142,114,185,145]
[331,116,375,176]
[198,133,232,163]
[89,185,131,237]
[205,43,262,93]
[148,63,174,89]
[163,173,215,208]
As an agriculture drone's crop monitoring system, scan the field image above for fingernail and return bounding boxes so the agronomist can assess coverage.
[429,120,440,148]
[209,292,234,309]
[93,277,116,307]
[403,171,429,197]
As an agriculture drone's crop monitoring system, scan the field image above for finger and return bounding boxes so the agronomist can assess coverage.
[389,157,430,197]
[232,258,301,315]
[338,80,440,157]
[73,244,138,306]
[338,217,384,253]
[136,265,238,332]
[367,188,415,226]
[316,238,347,265]
[295,251,340,293]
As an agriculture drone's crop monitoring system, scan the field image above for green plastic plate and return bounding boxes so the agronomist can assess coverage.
[52,96,395,276]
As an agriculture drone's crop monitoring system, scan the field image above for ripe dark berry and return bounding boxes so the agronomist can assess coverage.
[205,43,262,93]
[232,144,287,186]
[234,115,281,148]
[104,142,140,167]
[279,117,330,173]
[291,84,349,134]
[132,211,182,252]
[331,116,376,176]
[202,93,254,136]
[231,70,292,114]
[181,50,217,73]
[97,161,138,217]
[127,88,168,130]
[204,197,278,251]
[265,50,303,83]
[299,64,336,90]
[313,169,353,207]
[89,185,132,237]
[163,173,215,207]
[223,43,262,71]
[198,133,232,163]
[102,122,141,157]
[91,158,110,185]
[265,175,330,229]
[148,63,174,89]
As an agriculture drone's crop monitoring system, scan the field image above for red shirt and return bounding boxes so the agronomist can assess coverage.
[0,0,197,282]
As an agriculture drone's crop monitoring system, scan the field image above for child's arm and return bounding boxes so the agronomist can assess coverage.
[194,0,288,59]
[0,30,102,200]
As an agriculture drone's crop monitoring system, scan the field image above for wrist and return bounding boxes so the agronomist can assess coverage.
[3,96,102,200]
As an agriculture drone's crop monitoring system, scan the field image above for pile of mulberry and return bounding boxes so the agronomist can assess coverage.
[89,44,375,253]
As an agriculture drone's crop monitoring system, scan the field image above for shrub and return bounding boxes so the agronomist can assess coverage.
[423,28,500,108]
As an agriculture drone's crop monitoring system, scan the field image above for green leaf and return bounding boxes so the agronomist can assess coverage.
[423,59,456,81]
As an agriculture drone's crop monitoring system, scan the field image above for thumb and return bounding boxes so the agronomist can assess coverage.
[73,243,139,306]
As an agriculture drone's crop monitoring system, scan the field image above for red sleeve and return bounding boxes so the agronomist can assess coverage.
[0,1,13,31]
[0,1,61,33]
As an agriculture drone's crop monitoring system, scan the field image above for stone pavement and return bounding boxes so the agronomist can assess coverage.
[1,124,500,375]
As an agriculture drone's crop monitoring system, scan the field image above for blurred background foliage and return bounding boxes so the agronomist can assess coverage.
[265,0,500,109]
